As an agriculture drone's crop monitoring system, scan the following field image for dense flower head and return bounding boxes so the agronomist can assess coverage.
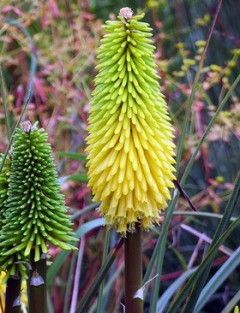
[0,155,25,277]
[86,8,176,234]
[0,122,76,275]
[0,154,11,230]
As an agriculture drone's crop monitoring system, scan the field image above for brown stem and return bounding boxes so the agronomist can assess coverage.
[124,224,143,313]
[5,275,21,313]
[28,252,47,313]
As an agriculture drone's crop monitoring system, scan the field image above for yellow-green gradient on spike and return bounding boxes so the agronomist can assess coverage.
[86,8,176,234]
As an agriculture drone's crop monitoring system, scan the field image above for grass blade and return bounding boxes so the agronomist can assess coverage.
[175,0,223,175]
[88,263,124,313]
[5,18,37,103]
[47,218,105,285]
[182,174,240,312]
[0,65,12,139]
[143,192,177,284]
[221,290,240,313]
[57,151,87,162]
[156,268,196,313]
[0,18,37,172]
[140,68,240,313]
[63,251,78,313]
[59,173,88,183]
[148,191,176,313]
[146,2,225,310]
[194,247,240,313]
[96,229,111,313]
[167,174,240,313]
[0,92,31,174]
[70,202,100,222]
[167,215,240,313]
[70,238,86,313]
[74,237,124,313]
[180,72,240,186]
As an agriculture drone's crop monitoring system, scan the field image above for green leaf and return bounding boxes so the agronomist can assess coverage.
[155,69,240,313]
[63,251,78,313]
[221,290,240,313]
[47,218,105,285]
[180,73,240,186]
[148,194,176,313]
[181,174,240,313]
[0,91,31,175]
[57,151,87,162]
[167,174,240,313]
[96,229,111,313]
[0,65,12,140]
[68,173,88,182]
[71,202,100,221]
[88,263,124,313]
[175,0,223,176]
[156,268,196,313]
[74,237,124,313]
[193,247,240,313]
[59,173,88,183]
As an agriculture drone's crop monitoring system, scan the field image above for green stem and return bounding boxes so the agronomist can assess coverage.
[5,275,21,313]
[124,224,143,313]
[28,252,47,313]
[96,229,111,313]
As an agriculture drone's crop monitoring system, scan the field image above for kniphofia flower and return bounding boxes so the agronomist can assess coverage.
[0,122,76,276]
[0,154,10,231]
[86,8,176,234]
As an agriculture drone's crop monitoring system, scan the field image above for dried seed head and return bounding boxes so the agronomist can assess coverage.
[20,121,32,132]
[119,7,133,20]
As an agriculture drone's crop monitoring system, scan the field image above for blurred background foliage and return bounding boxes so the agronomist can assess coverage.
[0,0,240,312]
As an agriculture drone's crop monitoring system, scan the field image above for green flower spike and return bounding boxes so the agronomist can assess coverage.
[86,8,176,234]
[0,154,27,278]
[0,121,77,266]
[0,154,11,230]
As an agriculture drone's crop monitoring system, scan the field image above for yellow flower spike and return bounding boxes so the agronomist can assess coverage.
[86,8,176,234]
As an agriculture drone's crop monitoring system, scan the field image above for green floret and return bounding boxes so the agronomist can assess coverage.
[0,154,11,229]
[0,123,77,266]
[0,154,28,278]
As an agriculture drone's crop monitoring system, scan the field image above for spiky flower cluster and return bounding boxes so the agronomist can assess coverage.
[86,8,176,234]
[0,123,76,276]
[0,154,11,230]
[0,156,25,277]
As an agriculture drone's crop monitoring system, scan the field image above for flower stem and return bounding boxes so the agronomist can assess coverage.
[124,224,143,313]
[5,275,21,313]
[28,252,47,313]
